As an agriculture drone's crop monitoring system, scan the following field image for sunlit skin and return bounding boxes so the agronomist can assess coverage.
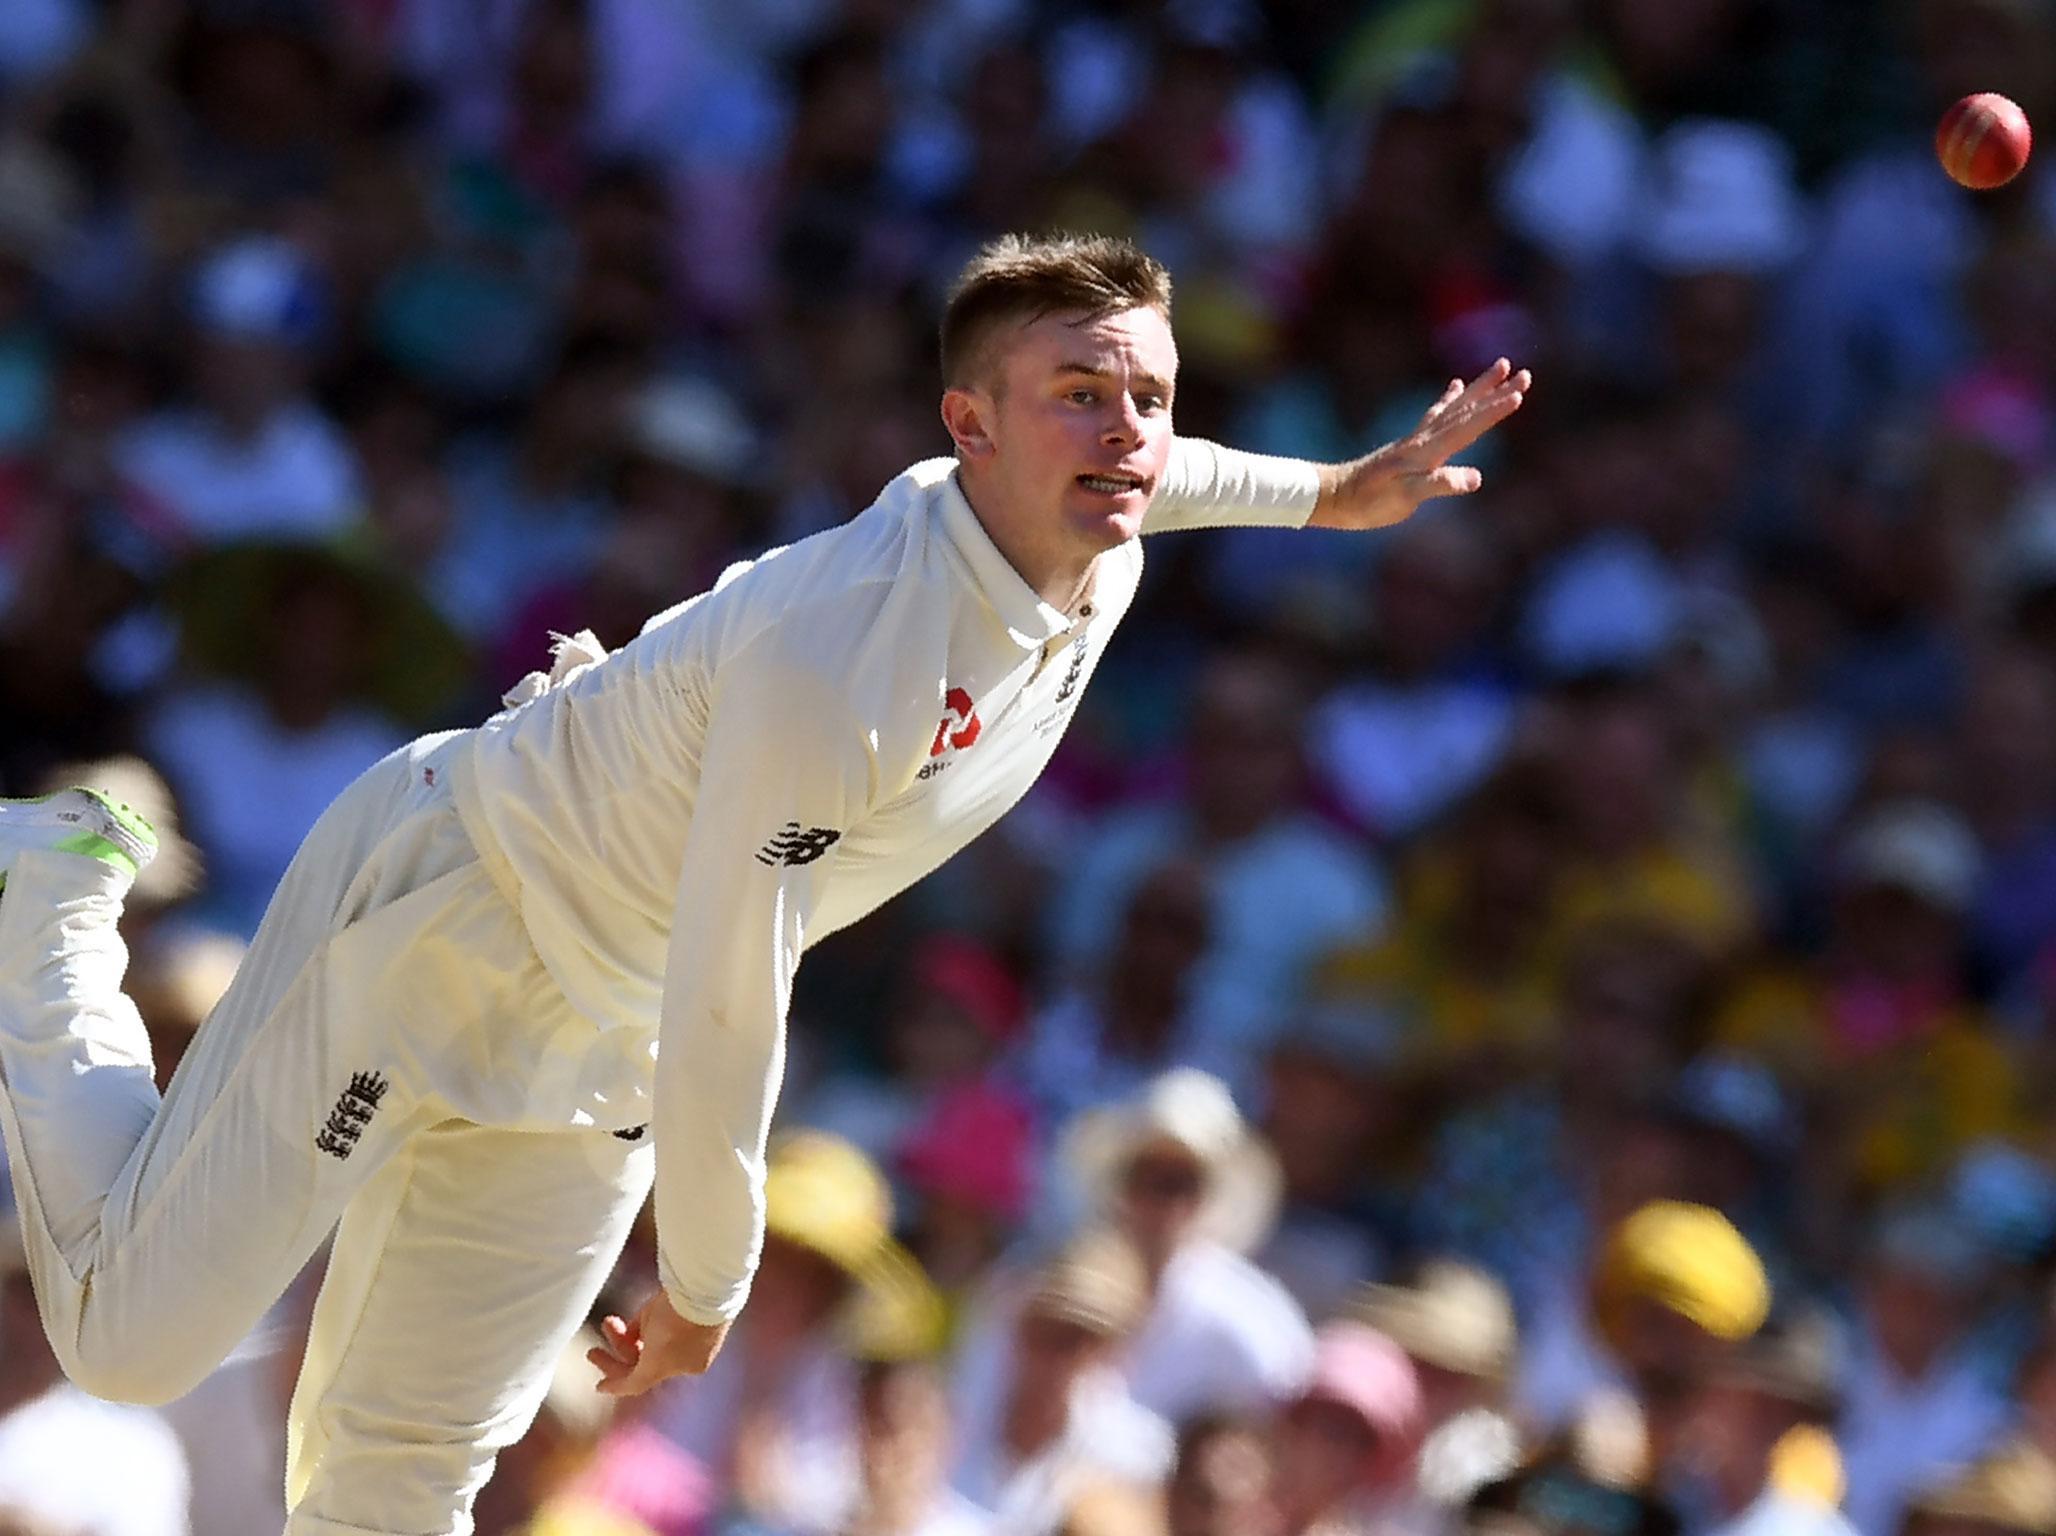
[944,306,1181,609]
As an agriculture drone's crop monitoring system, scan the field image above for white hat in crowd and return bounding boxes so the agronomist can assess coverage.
[1838,799,1984,914]
[1634,118,1808,276]
[1062,1068,1283,1255]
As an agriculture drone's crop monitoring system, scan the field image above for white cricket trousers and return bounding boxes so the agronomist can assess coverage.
[0,732,656,1535]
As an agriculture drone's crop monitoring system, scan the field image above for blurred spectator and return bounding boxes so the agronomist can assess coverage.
[1662,1055,1804,1303]
[117,237,359,541]
[1047,652,1385,1078]
[1054,1069,1313,1422]
[805,934,1029,1164]
[1248,1008,1397,1322]
[1953,643,2056,1013]
[1837,1207,2011,1536]
[898,1080,1038,1325]
[1736,544,1867,874]
[1534,673,1756,961]
[1270,1322,1423,1536]
[0,1218,191,1536]
[1317,758,1565,1060]
[1163,1414,1273,1536]
[1352,1260,1525,1517]
[1465,1423,1685,1536]
[952,1229,1170,1536]
[433,337,644,641]
[769,28,921,302]
[0,139,75,456]
[147,540,426,933]
[495,373,760,676]
[1715,799,2020,1198]
[1521,1201,1770,1453]
[1016,860,1223,1128]
[1039,6,1318,270]
[1662,1312,1853,1536]
[1308,511,1516,844]
[168,5,348,215]
[0,339,184,793]
[839,1356,990,1536]
[1410,920,1707,1306]
[1899,1442,2056,1536]
[654,1133,943,1536]
[337,363,460,584]
[1629,121,1806,414]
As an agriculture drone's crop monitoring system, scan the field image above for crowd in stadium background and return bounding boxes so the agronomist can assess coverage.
[4,0,2056,1533]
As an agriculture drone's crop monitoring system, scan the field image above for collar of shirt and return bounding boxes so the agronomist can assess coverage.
[933,464,1080,651]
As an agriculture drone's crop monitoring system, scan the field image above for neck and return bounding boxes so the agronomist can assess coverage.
[958,467,1097,610]
[1001,1390,1068,1462]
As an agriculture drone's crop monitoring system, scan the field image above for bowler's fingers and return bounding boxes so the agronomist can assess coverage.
[596,1353,663,1398]
[588,1312,643,1390]
[1424,368,1529,460]
[1421,376,1465,424]
[1416,465,1484,499]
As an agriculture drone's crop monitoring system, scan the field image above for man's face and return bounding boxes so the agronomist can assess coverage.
[1118,1138,1210,1271]
[1168,1426,1275,1536]
[1274,1397,1380,1512]
[1011,1310,1114,1405]
[963,305,1178,561]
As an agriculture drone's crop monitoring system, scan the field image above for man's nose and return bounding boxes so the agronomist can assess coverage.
[1101,394,1143,447]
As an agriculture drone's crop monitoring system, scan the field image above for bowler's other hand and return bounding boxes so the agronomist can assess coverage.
[1310,357,1531,530]
[588,1291,730,1396]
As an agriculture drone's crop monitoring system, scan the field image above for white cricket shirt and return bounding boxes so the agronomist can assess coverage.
[450,439,1318,1324]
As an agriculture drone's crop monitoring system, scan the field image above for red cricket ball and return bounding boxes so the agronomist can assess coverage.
[1937,92,2033,190]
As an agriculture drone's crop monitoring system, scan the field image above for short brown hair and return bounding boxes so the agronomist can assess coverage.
[939,233,1171,389]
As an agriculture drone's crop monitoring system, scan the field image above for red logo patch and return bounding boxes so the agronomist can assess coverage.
[930,687,982,756]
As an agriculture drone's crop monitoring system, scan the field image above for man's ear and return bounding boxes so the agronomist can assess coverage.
[941,386,997,460]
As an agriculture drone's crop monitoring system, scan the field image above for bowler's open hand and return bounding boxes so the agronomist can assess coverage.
[1309,357,1531,530]
[589,1290,730,1396]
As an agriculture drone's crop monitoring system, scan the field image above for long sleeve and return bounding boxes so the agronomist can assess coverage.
[653,640,877,1326]
[1142,436,1322,534]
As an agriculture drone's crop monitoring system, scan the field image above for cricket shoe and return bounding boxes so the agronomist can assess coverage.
[0,788,159,896]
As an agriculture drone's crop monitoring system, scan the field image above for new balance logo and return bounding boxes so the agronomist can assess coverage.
[316,1071,390,1160]
[756,822,841,867]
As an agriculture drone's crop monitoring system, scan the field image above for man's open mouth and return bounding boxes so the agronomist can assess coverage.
[1076,472,1146,495]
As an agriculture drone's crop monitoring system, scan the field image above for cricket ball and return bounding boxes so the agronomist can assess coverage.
[1937,92,2032,190]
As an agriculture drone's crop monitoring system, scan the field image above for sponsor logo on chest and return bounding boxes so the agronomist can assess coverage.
[920,686,983,780]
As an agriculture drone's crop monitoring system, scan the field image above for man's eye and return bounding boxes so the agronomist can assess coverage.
[1137,395,1166,413]
[1067,389,1097,405]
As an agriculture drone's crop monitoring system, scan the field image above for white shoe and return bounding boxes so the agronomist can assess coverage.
[0,788,159,895]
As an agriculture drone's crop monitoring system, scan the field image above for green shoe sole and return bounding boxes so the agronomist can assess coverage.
[0,788,159,886]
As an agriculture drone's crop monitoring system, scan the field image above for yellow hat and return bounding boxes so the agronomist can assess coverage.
[1597,1201,1769,1343]
[762,1132,945,1363]
[764,1131,896,1275]
[1766,1426,1845,1509]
